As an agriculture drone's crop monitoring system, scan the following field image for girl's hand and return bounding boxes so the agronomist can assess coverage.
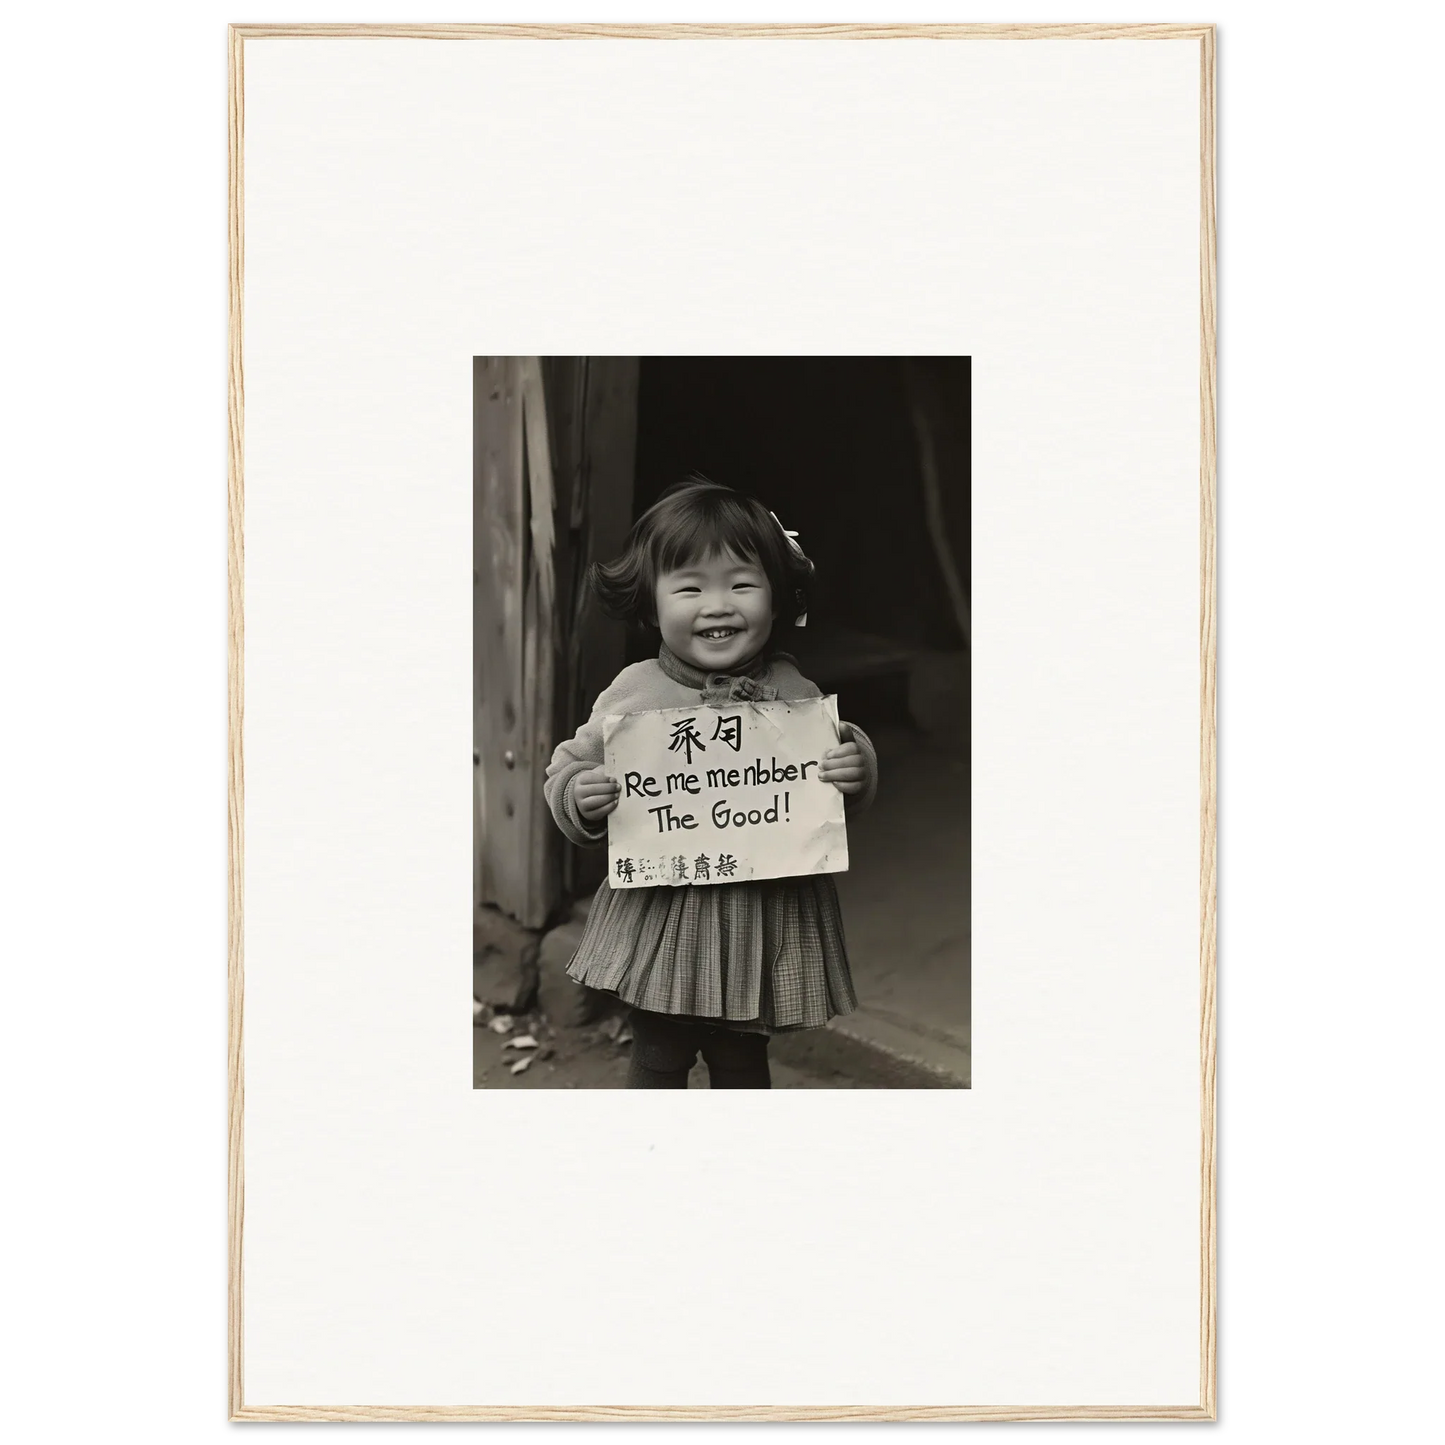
[819,741,867,795]
[573,767,621,821]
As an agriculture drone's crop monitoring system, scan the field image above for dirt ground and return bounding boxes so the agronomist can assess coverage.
[834,724,971,1053]
[473,1004,862,1089]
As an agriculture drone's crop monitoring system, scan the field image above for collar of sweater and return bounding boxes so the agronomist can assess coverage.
[657,641,793,692]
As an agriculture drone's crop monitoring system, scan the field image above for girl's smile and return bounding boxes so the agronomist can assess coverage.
[655,550,775,672]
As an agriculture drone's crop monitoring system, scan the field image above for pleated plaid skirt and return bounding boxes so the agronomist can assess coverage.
[566,876,859,1034]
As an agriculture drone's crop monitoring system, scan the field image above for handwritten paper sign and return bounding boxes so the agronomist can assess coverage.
[601,696,849,888]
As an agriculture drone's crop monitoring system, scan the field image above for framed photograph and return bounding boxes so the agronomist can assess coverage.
[230,22,1216,1421]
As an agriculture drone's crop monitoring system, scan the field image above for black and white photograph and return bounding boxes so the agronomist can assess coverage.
[473,357,972,1088]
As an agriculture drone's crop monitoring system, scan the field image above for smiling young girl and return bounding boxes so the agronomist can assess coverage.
[543,476,878,1089]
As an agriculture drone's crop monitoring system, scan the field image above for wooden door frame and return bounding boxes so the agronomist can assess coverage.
[474,357,638,928]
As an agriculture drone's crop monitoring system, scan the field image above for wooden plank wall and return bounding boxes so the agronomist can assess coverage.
[518,359,559,924]
[474,357,551,927]
[546,357,639,899]
[575,360,639,896]
[541,357,588,901]
[475,356,638,925]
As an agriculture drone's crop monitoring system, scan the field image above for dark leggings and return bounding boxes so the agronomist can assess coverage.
[626,1008,772,1089]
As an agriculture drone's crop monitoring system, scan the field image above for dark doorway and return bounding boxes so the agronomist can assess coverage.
[633,356,972,1079]
[633,357,970,732]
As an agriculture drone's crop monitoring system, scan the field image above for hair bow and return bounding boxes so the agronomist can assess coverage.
[769,510,811,626]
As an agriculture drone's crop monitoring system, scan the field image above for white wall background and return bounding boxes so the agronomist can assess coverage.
[239,29,1201,1411]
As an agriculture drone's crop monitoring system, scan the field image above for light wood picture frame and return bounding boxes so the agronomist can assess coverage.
[229,21,1216,1421]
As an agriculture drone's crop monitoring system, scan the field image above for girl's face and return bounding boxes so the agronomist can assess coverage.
[654,548,774,672]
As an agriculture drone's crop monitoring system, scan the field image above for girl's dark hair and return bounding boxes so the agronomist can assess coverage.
[590,475,813,628]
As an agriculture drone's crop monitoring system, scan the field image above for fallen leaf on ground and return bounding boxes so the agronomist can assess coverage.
[615,1029,633,1046]
[503,1034,539,1051]
[488,1015,515,1034]
[509,1055,534,1075]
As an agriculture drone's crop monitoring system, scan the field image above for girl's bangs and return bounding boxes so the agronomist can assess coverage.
[655,502,766,574]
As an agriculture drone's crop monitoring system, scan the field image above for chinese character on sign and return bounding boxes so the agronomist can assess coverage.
[716,854,739,877]
[711,713,742,751]
[667,716,707,766]
[671,855,689,881]
[615,857,635,883]
[693,854,711,881]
